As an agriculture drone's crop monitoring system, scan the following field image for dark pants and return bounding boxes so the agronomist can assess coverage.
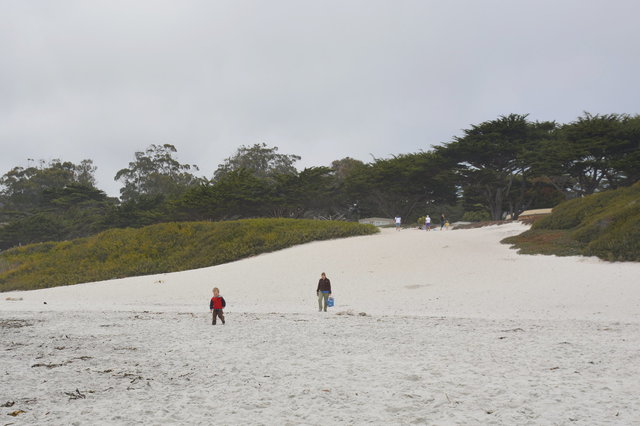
[212,309,225,325]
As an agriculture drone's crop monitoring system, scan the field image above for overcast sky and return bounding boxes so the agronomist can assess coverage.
[1,0,638,196]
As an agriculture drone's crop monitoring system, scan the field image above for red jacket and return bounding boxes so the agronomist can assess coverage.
[210,296,226,310]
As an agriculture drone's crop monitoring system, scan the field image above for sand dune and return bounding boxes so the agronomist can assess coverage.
[1,223,639,424]
[2,222,638,321]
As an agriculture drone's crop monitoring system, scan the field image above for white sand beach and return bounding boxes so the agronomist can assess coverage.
[1,223,639,424]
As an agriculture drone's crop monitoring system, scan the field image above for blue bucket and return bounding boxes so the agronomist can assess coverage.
[327,297,334,307]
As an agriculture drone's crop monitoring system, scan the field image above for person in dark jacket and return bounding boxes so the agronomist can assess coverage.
[209,287,226,325]
[316,272,332,312]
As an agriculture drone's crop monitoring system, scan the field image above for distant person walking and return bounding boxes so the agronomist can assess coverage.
[209,287,226,325]
[440,213,446,230]
[316,272,332,312]
[425,215,431,231]
[395,216,401,231]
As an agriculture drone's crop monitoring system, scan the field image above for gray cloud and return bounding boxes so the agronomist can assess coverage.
[1,0,638,196]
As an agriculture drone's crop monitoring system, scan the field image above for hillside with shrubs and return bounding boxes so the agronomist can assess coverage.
[502,182,640,261]
[0,219,378,292]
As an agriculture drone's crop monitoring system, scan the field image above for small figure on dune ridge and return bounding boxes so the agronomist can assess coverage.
[210,287,226,325]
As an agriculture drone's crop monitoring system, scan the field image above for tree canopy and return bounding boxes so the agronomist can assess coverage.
[0,160,112,249]
[0,159,98,215]
[115,144,201,202]
[213,143,301,181]
[439,114,557,220]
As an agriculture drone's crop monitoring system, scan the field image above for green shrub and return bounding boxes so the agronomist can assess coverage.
[0,218,378,292]
[462,210,491,222]
[502,229,585,257]
[504,183,640,261]
[533,189,627,231]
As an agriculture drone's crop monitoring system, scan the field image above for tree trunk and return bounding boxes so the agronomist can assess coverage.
[485,186,504,221]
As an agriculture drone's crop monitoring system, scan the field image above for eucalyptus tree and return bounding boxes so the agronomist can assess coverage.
[330,157,365,181]
[0,159,99,216]
[213,143,301,181]
[0,159,112,249]
[115,144,202,202]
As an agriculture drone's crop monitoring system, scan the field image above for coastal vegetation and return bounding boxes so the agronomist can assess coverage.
[0,218,378,292]
[1,112,638,259]
[502,182,640,261]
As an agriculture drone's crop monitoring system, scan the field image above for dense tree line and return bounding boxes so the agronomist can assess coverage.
[1,113,638,250]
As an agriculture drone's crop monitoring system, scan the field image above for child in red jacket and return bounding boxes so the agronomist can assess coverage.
[209,287,226,325]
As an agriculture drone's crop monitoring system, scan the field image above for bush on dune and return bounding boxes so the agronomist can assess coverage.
[0,218,378,292]
[503,182,640,261]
